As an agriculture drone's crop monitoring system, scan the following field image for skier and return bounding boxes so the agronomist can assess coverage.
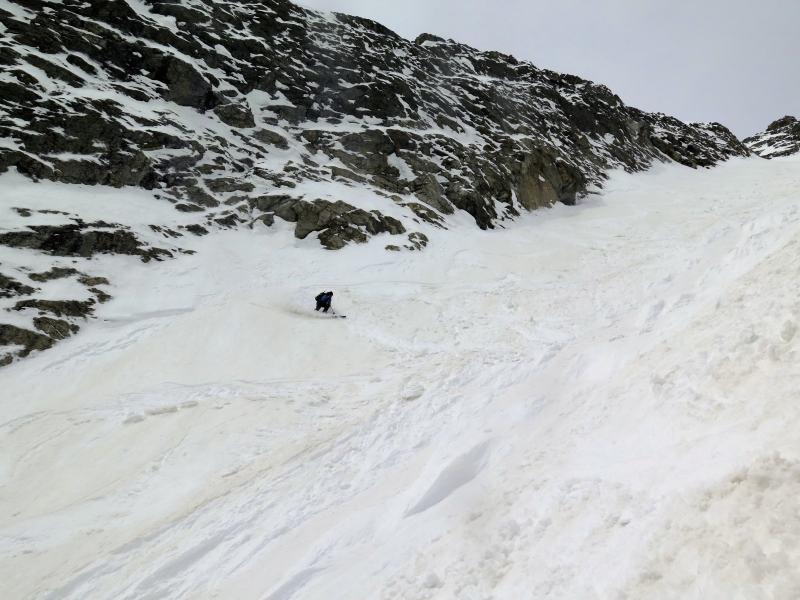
[315,291,333,313]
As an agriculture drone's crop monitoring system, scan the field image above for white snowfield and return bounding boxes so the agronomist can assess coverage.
[2,155,800,599]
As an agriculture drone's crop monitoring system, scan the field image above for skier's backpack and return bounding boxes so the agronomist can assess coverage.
[315,292,324,302]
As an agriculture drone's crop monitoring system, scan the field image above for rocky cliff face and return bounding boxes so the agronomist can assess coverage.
[0,0,751,365]
[0,0,750,235]
[745,116,800,158]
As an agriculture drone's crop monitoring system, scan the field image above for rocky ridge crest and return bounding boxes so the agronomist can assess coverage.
[744,116,800,158]
[0,0,750,238]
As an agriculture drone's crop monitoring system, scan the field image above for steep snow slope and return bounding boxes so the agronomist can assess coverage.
[2,154,800,599]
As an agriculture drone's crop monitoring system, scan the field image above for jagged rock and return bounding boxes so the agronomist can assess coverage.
[175,203,205,213]
[252,168,297,189]
[316,208,406,250]
[33,317,80,340]
[0,85,162,187]
[89,288,112,303]
[0,273,36,298]
[303,127,593,227]
[249,194,297,212]
[405,232,429,251]
[183,185,220,208]
[0,315,86,366]
[66,54,97,76]
[0,323,54,359]
[745,116,800,158]
[248,195,405,246]
[253,129,289,149]
[0,222,172,262]
[513,145,586,208]
[12,207,32,217]
[23,55,83,86]
[330,166,368,184]
[250,214,275,228]
[155,56,219,110]
[205,178,255,193]
[214,103,256,128]
[185,224,209,236]
[29,267,79,282]
[150,225,184,238]
[411,174,453,215]
[78,275,110,286]
[402,202,447,229]
[214,214,242,228]
[13,298,95,318]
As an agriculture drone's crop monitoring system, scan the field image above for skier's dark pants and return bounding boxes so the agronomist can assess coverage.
[315,301,330,313]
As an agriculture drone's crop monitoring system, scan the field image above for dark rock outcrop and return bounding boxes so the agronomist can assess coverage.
[13,298,95,318]
[28,267,79,282]
[253,130,289,149]
[745,116,800,158]
[249,195,406,249]
[0,273,36,298]
[405,232,429,251]
[214,103,256,129]
[185,224,209,236]
[33,316,80,340]
[89,288,113,303]
[0,265,113,366]
[0,0,749,242]
[0,222,172,262]
[78,275,110,287]
[0,323,53,360]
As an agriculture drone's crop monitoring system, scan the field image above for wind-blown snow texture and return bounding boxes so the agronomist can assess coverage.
[745,116,800,159]
[2,155,800,599]
[3,3,799,597]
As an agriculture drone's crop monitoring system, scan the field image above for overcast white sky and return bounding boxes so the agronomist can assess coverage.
[297,0,799,138]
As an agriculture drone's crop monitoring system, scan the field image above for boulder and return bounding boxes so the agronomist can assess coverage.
[204,178,255,193]
[33,317,80,340]
[154,56,218,110]
[214,103,256,128]
[28,267,79,282]
[0,324,53,359]
[253,129,289,149]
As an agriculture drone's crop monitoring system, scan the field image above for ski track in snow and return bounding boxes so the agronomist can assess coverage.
[2,156,800,599]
